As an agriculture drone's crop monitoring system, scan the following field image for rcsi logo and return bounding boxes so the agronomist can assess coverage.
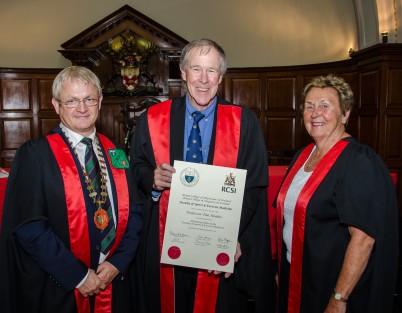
[222,173,236,193]
[180,167,200,187]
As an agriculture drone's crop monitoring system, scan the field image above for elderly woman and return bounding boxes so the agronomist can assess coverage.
[275,74,399,313]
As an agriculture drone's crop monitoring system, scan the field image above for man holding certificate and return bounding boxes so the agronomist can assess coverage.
[130,38,275,313]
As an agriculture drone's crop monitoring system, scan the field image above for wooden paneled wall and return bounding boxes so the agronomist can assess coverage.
[220,44,402,211]
[0,69,61,167]
[1,44,402,211]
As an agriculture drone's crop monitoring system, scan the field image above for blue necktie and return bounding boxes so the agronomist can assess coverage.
[81,138,115,254]
[186,111,205,163]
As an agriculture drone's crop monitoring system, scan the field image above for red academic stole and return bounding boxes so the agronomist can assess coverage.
[276,139,349,313]
[47,132,130,313]
[148,101,242,313]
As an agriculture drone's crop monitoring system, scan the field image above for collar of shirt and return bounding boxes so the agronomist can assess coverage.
[185,94,216,120]
[184,95,217,162]
[59,123,97,165]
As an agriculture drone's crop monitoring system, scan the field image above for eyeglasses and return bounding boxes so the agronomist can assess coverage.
[57,97,99,108]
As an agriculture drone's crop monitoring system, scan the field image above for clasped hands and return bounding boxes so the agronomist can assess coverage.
[154,163,243,278]
[77,261,119,297]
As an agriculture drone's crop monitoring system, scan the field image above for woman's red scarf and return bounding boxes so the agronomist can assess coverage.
[276,139,349,313]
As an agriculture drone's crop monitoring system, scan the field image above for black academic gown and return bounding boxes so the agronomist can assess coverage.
[276,137,399,313]
[129,96,275,313]
[0,126,142,313]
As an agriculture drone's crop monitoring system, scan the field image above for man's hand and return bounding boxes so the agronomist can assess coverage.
[77,269,102,297]
[153,163,176,191]
[97,261,119,289]
[208,242,242,278]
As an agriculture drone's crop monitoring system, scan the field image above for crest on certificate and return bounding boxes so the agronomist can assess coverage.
[224,173,236,186]
[180,167,200,187]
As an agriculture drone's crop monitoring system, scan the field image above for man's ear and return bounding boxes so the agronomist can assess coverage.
[180,66,187,83]
[52,98,61,115]
[98,95,103,111]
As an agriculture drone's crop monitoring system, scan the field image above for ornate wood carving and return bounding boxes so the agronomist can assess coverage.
[58,5,188,97]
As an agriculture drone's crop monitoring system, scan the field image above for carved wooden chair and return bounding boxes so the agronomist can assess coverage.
[121,97,161,154]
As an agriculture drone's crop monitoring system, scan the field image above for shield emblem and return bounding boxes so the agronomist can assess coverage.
[184,169,196,183]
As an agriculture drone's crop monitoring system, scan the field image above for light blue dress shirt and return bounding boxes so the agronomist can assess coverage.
[183,94,216,163]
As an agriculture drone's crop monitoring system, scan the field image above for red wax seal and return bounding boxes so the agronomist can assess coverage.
[168,246,181,259]
[216,253,230,266]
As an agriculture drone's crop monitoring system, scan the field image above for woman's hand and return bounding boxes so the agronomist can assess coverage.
[324,297,347,313]
[324,226,375,312]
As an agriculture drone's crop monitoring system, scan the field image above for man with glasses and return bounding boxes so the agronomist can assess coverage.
[0,66,143,313]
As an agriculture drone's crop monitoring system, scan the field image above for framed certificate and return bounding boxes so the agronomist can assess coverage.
[160,160,247,273]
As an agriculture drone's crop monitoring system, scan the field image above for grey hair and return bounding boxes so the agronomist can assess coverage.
[179,38,227,75]
[52,66,102,99]
[300,74,354,114]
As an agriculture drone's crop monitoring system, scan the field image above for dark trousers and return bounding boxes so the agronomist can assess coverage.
[174,267,198,313]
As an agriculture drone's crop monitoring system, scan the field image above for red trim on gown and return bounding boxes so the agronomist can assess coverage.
[147,102,242,313]
[47,132,130,313]
[276,140,349,313]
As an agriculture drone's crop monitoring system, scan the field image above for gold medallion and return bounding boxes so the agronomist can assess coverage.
[94,209,109,230]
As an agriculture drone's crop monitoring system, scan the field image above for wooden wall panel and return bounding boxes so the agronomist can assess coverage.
[265,77,296,111]
[338,72,360,140]
[339,72,360,106]
[2,79,30,111]
[38,79,55,111]
[347,116,358,139]
[387,69,402,108]
[97,99,124,143]
[223,74,261,110]
[385,116,402,160]
[3,119,32,149]
[231,78,261,110]
[359,116,378,149]
[380,63,402,204]
[266,117,295,149]
[263,76,299,163]
[360,71,379,109]
[356,71,380,149]
[40,119,60,137]
[265,117,296,165]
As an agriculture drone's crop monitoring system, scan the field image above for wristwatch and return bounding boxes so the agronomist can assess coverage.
[333,291,348,303]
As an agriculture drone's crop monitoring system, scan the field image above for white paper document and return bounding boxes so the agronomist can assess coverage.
[160,160,247,273]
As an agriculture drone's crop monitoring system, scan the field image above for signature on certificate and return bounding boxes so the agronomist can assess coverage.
[195,235,211,246]
[169,231,189,243]
[169,231,189,238]
[216,237,232,249]
[218,237,232,244]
